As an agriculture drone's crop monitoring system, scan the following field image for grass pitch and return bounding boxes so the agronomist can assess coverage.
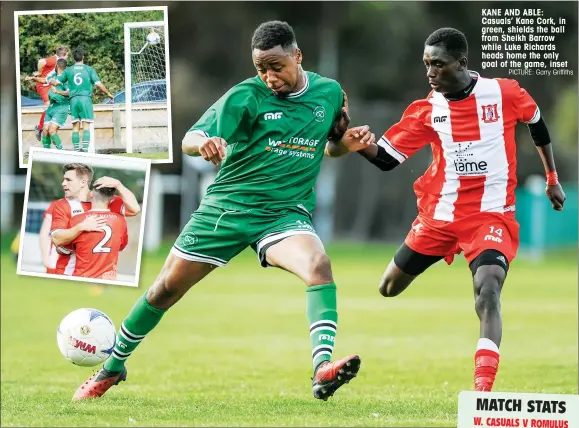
[1,242,576,426]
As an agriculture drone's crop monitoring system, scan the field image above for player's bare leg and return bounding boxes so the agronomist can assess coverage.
[265,234,361,401]
[35,100,50,141]
[48,123,63,150]
[377,259,418,297]
[71,121,81,151]
[377,244,443,297]
[73,255,216,400]
[470,251,507,392]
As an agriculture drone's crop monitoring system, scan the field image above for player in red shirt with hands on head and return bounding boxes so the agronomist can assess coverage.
[64,185,129,281]
[358,28,566,392]
[49,163,140,276]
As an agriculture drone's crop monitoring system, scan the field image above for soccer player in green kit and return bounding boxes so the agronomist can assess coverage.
[74,21,375,402]
[50,46,114,152]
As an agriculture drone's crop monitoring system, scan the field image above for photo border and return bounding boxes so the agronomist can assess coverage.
[14,6,173,168]
[16,147,151,288]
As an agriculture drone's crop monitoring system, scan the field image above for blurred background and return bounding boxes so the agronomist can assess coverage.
[19,150,148,283]
[2,0,577,257]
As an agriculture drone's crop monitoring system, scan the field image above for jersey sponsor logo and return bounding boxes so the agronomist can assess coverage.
[72,209,83,215]
[433,115,448,123]
[180,232,198,247]
[313,105,326,123]
[412,223,423,233]
[481,104,500,123]
[264,112,283,120]
[452,142,489,175]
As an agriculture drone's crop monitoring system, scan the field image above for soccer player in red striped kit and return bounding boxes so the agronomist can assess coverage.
[358,28,566,392]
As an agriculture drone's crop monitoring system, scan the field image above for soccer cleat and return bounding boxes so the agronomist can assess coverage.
[34,125,42,141]
[72,366,127,400]
[312,354,361,401]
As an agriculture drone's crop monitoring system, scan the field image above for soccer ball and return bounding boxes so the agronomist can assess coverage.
[56,308,116,367]
[146,31,161,45]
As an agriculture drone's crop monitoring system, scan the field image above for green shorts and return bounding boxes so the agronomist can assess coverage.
[70,96,94,122]
[171,205,320,267]
[45,103,69,128]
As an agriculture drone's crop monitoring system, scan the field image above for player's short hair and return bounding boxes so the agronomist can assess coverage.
[425,27,468,60]
[93,185,116,201]
[72,46,85,62]
[63,163,93,183]
[251,20,297,51]
[56,46,68,57]
[56,58,67,69]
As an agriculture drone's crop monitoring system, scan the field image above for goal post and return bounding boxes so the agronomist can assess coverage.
[124,21,169,154]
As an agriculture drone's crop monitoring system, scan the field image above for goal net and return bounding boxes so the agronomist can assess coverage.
[124,21,171,155]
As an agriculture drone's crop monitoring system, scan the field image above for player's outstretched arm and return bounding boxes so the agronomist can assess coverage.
[325,126,376,157]
[182,132,227,166]
[51,216,107,247]
[356,142,402,171]
[93,177,141,216]
[95,82,114,100]
[525,115,566,210]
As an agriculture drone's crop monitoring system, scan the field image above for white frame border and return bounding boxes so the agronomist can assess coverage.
[16,147,151,288]
[14,6,173,168]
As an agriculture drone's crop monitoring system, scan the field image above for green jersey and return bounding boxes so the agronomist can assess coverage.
[57,63,100,98]
[46,70,69,105]
[189,71,343,212]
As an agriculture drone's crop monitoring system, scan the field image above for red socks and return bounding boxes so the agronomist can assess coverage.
[474,348,500,391]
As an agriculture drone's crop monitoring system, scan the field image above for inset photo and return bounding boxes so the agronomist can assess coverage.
[17,148,150,287]
[15,6,172,167]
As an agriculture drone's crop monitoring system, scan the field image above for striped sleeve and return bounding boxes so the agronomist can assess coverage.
[382,100,436,162]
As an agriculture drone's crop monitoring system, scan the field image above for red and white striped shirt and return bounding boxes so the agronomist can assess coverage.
[380,73,539,222]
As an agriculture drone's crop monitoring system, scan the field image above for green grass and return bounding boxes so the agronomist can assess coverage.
[112,152,169,160]
[1,243,577,426]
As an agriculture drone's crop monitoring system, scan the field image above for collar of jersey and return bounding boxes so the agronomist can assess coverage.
[286,72,310,98]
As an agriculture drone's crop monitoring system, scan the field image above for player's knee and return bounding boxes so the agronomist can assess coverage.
[474,267,504,315]
[378,276,405,297]
[305,251,333,286]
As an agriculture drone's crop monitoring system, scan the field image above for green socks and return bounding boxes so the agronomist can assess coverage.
[72,131,80,151]
[306,283,338,370]
[51,134,63,150]
[82,130,90,151]
[104,292,167,372]
[41,135,51,148]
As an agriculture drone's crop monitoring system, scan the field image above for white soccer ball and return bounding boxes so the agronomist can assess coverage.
[56,308,116,367]
[146,31,161,45]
